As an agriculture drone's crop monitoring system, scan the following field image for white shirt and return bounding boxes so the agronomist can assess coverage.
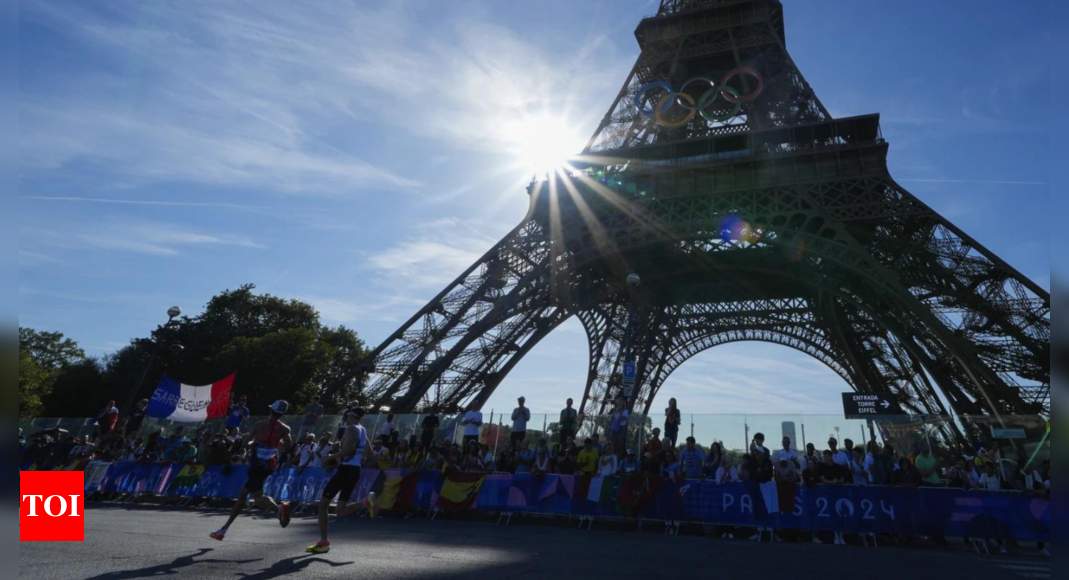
[863,454,876,484]
[380,421,396,439]
[715,466,740,484]
[512,407,530,432]
[313,443,333,468]
[598,455,619,477]
[850,459,868,485]
[979,473,1001,491]
[297,443,318,467]
[463,411,483,437]
[774,449,799,465]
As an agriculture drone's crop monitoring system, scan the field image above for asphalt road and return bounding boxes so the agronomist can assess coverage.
[19,504,1050,580]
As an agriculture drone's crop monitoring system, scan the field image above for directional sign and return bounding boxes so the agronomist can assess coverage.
[842,393,905,419]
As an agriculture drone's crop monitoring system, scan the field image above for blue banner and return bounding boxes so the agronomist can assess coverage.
[58,462,1049,542]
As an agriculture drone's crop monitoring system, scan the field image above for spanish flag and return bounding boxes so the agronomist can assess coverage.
[437,473,486,511]
[377,472,421,512]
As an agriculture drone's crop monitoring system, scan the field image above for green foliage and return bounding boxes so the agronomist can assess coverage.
[19,349,52,418]
[19,328,86,370]
[24,284,370,417]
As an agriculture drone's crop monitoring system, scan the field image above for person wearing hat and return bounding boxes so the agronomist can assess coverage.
[309,407,373,554]
[226,395,251,433]
[511,397,531,446]
[620,449,640,475]
[211,400,294,542]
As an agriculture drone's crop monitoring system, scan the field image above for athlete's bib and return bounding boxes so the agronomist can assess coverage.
[256,447,279,461]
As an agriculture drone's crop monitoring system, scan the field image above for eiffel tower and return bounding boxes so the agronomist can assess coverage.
[338,0,1050,431]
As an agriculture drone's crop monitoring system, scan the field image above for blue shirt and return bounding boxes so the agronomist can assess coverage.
[226,405,249,429]
[679,447,706,479]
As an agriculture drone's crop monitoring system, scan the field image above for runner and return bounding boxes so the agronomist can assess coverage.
[210,400,295,541]
[307,407,374,554]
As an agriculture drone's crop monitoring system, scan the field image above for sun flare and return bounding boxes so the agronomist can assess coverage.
[507,115,586,177]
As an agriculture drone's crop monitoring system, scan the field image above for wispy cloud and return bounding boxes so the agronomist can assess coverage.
[19,250,62,267]
[897,179,1047,187]
[302,295,427,326]
[365,218,498,290]
[24,220,265,257]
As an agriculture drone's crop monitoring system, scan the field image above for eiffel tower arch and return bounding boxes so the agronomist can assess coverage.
[338,0,1050,429]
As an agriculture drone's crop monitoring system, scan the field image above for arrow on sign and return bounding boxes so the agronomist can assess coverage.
[881,400,891,409]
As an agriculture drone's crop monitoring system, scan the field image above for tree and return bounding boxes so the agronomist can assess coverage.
[19,328,86,370]
[19,349,52,418]
[37,284,372,418]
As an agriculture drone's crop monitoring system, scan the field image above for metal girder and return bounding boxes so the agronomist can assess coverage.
[333,0,1048,426]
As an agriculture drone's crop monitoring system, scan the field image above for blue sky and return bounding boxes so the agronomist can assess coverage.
[17,0,1050,418]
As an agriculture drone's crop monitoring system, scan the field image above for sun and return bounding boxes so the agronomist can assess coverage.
[506,114,586,177]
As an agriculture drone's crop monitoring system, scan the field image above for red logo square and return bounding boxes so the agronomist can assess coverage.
[20,471,85,542]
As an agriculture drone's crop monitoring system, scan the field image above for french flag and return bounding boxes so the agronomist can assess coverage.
[146,374,235,423]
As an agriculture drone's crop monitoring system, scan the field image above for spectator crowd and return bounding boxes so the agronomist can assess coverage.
[18,393,1049,556]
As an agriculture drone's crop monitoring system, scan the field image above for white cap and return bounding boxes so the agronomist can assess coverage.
[269,400,290,414]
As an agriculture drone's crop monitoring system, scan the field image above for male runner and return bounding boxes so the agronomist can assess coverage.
[307,407,374,554]
[210,400,294,541]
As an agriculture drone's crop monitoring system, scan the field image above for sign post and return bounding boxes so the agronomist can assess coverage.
[841,393,905,420]
[621,362,637,401]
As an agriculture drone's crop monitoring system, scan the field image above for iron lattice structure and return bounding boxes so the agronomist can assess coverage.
[339,0,1050,429]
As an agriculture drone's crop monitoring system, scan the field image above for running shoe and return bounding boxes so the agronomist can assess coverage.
[306,541,331,554]
[210,530,226,542]
[365,492,378,518]
[279,502,292,529]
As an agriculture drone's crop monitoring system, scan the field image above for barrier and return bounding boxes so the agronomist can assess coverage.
[23,461,1048,542]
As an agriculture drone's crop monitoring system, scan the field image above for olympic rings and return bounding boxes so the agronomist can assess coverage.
[634,66,764,127]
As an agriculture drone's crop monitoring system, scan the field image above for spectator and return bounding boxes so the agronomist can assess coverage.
[299,399,325,440]
[978,462,1001,491]
[844,439,855,458]
[819,451,847,484]
[679,437,706,479]
[70,436,96,460]
[421,413,440,449]
[738,454,754,483]
[716,454,740,484]
[94,400,120,440]
[577,438,600,476]
[461,407,483,447]
[170,439,197,464]
[480,444,495,471]
[620,449,640,475]
[516,443,536,475]
[801,443,820,473]
[598,443,618,476]
[775,451,799,484]
[774,437,799,470]
[644,428,664,457]
[370,437,392,470]
[226,396,250,433]
[591,434,604,454]
[915,442,941,486]
[294,433,318,471]
[124,399,149,438]
[609,397,630,457]
[126,438,146,463]
[829,438,849,467]
[380,414,398,449]
[704,442,724,479]
[532,445,552,476]
[557,448,578,475]
[420,448,443,471]
[559,398,579,444]
[750,434,773,484]
[1016,457,1045,492]
[850,448,868,485]
[511,398,531,445]
[896,458,922,488]
[865,441,886,485]
[661,448,682,482]
[205,433,231,466]
[664,398,682,447]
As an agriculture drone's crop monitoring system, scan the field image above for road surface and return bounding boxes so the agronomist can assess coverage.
[19,504,1050,580]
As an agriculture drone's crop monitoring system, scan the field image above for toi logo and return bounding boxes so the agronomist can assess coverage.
[20,471,85,542]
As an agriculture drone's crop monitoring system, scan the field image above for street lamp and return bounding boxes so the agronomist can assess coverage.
[621,273,641,404]
[120,306,182,416]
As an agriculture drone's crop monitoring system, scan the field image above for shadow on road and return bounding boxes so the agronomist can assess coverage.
[83,549,262,580]
[234,555,354,580]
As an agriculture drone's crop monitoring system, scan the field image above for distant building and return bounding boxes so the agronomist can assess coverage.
[782,422,797,450]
